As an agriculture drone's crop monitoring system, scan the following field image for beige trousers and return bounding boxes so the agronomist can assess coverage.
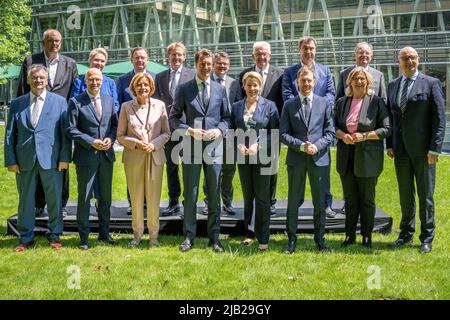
[124,154,164,240]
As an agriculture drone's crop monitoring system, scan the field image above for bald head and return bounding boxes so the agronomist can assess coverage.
[43,29,62,58]
[85,68,103,96]
[398,47,420,77]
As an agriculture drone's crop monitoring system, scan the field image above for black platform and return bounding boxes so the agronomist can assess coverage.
[6,200,392,237]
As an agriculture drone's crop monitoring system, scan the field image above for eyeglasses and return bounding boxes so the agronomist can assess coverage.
[400,55,418,61]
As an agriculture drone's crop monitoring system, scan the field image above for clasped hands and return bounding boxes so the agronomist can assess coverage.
[303,141,318,155]
[238,143,259,156]
[342,132,365,145]
[135,140,155,153]
[187,128,222,141]
[92,138,112,151]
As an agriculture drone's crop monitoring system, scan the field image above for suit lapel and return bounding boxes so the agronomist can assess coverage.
[35,93,52,129]
[24,94,33,129]
[294,96,307,126]
[391,77,402,110]
[357,95,371,131]
[99,95,110,133]
[52,56,66,90]
[189,80,205,115]
[83,92,100,124]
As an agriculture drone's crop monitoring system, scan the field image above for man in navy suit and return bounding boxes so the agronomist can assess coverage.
[238,41,284,215]
[386,47,446,254]
[154,42,196,216]
[17,29,78,218]
[282,36,336,218]
[203,51,242,215]
[116,47,156,214]
[67,68,118,250]
[280,66,335,253]
[170,48,230,253]
[5,65,71,251]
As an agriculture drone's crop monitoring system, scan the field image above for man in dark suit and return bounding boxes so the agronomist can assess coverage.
[238,41,283,215]
[154,42,196,216]
[280,66,335,253]
[203,51,242,215]
[116,47,156,214]
[170,48,230,253]
[67,68,118,250]
[386,46,446,254]
[336,42,386,102]
[17,29,78,218]
[281,36,336,218]
[5,65,71,251]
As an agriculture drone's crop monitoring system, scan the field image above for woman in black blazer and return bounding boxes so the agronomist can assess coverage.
[231,71,280,251]
[334,67,391,248]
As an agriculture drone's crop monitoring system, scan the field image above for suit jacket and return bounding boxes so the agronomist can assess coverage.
[117,69,157,107]
[17,52,78,101]
[334,95,391,177]
[66,92,118,166]
[238,65,284,115]
[153,66,196,116]
[336,65,386,102]
[282,62,335,106]
[280,94,335,167]
[117,98,170,166]
[71,75,120,112]
[4,91,71,171]
[386,72,446,157]
[169,78,230,161]
[212,74,242,113]
[230,97,279,164]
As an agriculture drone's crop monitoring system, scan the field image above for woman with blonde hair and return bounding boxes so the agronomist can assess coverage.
[117,73,170,247]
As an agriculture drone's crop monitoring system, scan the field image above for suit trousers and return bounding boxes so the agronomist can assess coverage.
[286,158,327,244]
[238,163,271,244]
[35,168,69,209]
[394,154,436,243]
[17,162,63,243]
[124,154,164,240]
[75,154,113,241]
[164,139,182,204]
[339,148,378,238]
[182,162,222,242]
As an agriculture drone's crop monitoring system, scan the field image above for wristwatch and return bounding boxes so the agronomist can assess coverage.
[363,132,368,141]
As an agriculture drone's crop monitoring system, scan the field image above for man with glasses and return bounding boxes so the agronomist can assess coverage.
[386,46,446,254]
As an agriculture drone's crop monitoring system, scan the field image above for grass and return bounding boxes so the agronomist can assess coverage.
[0,125,449,300]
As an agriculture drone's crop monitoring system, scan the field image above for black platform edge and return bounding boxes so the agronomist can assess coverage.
[6,200,392,237]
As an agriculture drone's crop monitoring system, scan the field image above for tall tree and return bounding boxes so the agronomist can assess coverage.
[0,0,31,84]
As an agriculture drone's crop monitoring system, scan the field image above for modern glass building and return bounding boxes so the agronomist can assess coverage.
[5,0,450,146]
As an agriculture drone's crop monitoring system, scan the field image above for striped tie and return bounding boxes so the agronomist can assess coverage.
[399,78,411,114]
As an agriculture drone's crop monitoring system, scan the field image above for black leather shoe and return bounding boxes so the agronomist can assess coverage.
[325,206,336,218]
[208,240,225,253]
[391,237,413,247]
[222,205,235,216]
[270,205,277,216]
[362,236,372,249]
[161,203,180,216]
[179,239,193,252]
[98,235,117,245]
[317,242,331,252]
[283,239,297,254]
[419,243,432,254]
[341,236,356,247]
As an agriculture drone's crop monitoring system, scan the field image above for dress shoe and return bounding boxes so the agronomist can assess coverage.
[283,239,297,254]
[179,239,193,252]
[258,243,269,251]
[341,236,356,247]
[126,206,132,216]
[325,206,336,218]
[35,207,46,217]
[241,238,254,246]
[391,237,413,247]
[222,205,235,215]
[208,240,225,253]
[14,240,35,252]
[49,238,62,250]
[98,235,117,245]
[419,243,432,254]
[161,203,180,216]
[270,205,277,216]
[316,242,331,252]
[128,239,140,248]
[362,236,372,249]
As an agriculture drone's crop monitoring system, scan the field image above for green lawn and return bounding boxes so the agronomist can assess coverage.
[0,125,449,299]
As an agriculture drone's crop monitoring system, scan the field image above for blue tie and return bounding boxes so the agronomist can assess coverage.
[399,77,411,114]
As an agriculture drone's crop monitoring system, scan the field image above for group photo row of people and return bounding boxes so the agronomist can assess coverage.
[4,29,446,255]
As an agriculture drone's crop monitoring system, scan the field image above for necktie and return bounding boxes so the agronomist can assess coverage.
[202,81,209,109]
[303,97,310,122]
[31,96,42,128]
[259,70,266,88]
[93,96,102,120]
[216,77,224,85]
[169,70,178,99]
[399,77,411,114]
